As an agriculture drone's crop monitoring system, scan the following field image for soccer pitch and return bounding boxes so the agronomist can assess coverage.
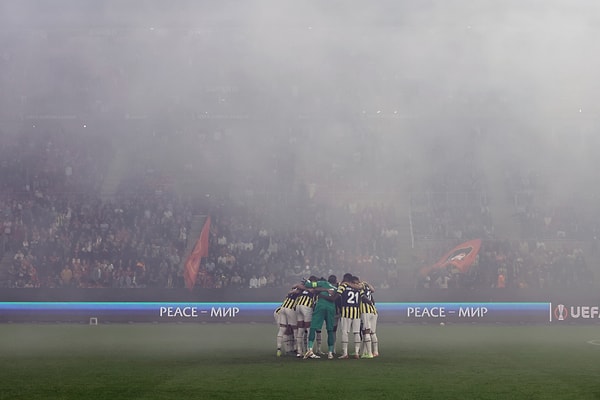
[1,323,600,400]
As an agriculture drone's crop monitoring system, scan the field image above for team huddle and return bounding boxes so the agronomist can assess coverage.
[274,273,379,360]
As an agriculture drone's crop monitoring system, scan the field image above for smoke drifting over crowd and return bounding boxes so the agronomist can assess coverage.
[1,1,599,291]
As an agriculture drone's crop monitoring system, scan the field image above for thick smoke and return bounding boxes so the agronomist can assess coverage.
[1,0,599,214]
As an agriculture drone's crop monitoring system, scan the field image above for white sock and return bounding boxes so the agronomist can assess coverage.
[342,341,349,356]
[296,329,305,354]
[283,333,292,352]
[353,332,361,355]
[364,335,372,356]
[277,326,286,351]
[371,332,379,354]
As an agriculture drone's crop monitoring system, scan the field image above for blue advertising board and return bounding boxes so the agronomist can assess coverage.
[0,301,552,323]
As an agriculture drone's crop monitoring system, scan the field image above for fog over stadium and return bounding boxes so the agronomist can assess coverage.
[1,0,599,292]
[3,4,600,398]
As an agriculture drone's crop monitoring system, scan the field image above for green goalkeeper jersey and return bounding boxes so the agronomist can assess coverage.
[304,279,336,307]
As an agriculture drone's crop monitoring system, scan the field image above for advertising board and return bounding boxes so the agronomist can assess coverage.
[0,301,551,323]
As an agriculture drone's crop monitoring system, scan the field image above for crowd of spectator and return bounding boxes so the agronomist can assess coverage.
[410,150,494,243]
[417,238,592,290]
[193,197,404,290]
[0,127,596,291]
[411,191,493,242]
[506,168,600,242]
[4,187,194,289]
[0,128,409,290]
[0,130,193,289]
[2,21,599,293]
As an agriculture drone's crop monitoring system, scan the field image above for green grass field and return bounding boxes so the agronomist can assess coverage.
[2,323,600,400]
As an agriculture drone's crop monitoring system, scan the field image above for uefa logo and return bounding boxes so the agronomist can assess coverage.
[554,304,568,321]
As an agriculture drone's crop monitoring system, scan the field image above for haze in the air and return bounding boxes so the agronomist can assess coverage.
[1,0,599,228]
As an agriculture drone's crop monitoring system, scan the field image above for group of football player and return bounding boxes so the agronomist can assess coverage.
[274,273,379,360]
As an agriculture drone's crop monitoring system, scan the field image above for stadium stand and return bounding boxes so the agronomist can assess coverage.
[0,23,597,291]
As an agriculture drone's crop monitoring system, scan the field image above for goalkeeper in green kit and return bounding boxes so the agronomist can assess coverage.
[297,276,338,360]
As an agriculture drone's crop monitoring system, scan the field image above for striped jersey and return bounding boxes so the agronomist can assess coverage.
[336,282,363,319]
[295,289,315,308]
[281,290,299,310]
[360,284,377,315]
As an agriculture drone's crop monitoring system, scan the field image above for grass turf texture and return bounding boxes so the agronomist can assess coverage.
[2,323,600,400]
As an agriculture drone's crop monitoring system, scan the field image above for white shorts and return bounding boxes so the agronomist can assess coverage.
[296,304,313,323]
[280,307,297,326]
[361,312,378,332]
[339,317,361,334]
[274,309,283,325]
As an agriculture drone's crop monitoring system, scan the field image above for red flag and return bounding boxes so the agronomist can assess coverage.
[184,216,211,290]
[420,239,481,277]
